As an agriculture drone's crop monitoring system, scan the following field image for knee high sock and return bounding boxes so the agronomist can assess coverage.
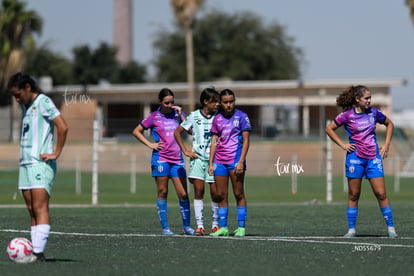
[381,205,394,227]
[32,224,50,254]
[30,225,36,243]
[346,207,358,230]
[237,206,247,228]
[193,199,204,229]
[156,199,169,230]
[218,207,228,228]
[179,199,191,229]
[211,201,219,228]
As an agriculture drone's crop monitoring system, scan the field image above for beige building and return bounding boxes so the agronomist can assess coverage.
[48,78,404,141]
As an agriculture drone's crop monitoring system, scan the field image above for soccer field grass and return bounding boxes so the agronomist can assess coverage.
[1,204,414,276]
[1,172,414,275]
[1,171,414,205]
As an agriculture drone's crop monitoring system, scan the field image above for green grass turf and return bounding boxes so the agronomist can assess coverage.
[0,204,414,275]
[1,171,414,205]
[1,171,414,275]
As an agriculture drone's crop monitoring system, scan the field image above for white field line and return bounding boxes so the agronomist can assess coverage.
[1,229,414,249]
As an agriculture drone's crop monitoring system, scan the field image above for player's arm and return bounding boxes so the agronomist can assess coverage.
[208,134,218,176]
[132,124,163,151]
[380,117,394,159]
[174,125,197,159]
[235,131,250,175]
[325,121,355,153]
[40,115,68,162]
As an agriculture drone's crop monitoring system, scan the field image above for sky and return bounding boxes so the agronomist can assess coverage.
[26,0,414,111]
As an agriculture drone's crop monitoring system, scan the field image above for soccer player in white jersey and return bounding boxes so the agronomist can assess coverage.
[174,87,220,236]
[7,72,68,262]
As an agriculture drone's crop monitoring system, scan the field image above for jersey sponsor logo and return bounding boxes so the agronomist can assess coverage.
[22,123,30,137]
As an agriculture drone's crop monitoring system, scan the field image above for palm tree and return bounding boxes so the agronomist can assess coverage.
[0,0,42,93]
[407,0,414,24]
[170,0,203,112]
[0,0,42,141]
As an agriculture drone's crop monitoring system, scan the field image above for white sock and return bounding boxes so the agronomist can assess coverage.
[347,228,356,234]
[211,201,219,228]
[388,226,396,233]
[30,225,36,243]
[194,199,204,229]
[32,224,50,254]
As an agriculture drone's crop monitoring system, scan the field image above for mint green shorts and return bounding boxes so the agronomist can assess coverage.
[188,158,214,183]
[19,161,56,195]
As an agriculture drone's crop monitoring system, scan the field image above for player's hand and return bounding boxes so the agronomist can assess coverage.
[171,105,182,114]
[341,143,355,153]
[380,144,390,159]
[40,153,58,162]
[234,162,244,175]
[149,142,164,151]
[208,165,214,176]
[184,150,198,159]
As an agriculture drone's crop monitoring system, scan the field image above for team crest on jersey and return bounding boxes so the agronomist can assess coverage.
[369,115,375,123]
[233,119,239,127]
[31,107,37,116]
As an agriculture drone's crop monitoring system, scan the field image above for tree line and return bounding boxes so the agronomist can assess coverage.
[1,0,305,106]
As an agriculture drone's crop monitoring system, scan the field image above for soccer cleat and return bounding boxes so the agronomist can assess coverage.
[16,252,45,263]
[233,227,246,237]
[195,227,206,236]
[209,227,229,237]
[33,252,46,262]
[183,227,195,235]
[162,229,174,235]
[343,231,356,238]
[211,226,219,233]
[14,254,37,264]
[388,231,398,238]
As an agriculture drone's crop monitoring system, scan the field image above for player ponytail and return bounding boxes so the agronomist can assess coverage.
[336,85,369,110]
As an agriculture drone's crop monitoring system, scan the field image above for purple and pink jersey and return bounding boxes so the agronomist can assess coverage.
[210,109,251,164]
[334,107,387,159]
[140,109,185,164]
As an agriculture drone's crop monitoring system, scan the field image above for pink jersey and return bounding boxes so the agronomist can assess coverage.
[210,109,251,164]
[334,107,386,159]
[140,108,185,164]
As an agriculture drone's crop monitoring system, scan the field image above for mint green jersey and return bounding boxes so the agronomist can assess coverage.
[20,94,61,166]
[180,109,216,161]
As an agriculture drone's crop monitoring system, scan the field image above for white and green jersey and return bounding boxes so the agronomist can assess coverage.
[180,109,216,161]
[20,93,60,166]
